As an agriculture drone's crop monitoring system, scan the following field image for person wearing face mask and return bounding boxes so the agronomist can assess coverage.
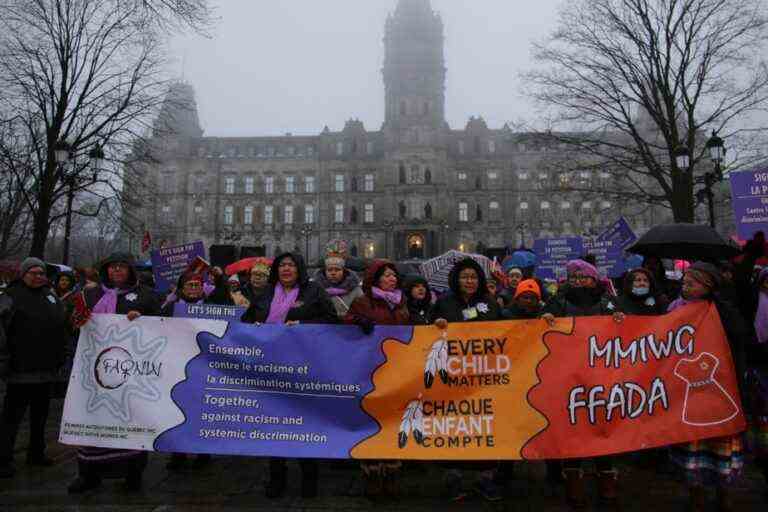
[668,262,748,512]
[68,253,161,494]
[0,258,71,479]
[344,260,409,498]
[242,252,337,499]
[541,259,624,508]
[403,275,433,325]
[615,268,669,316]
[748,268,768,499]
[313,242,363,318]
[430,258,503,503]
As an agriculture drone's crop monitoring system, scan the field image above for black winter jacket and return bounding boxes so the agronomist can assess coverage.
[429,258,501,323]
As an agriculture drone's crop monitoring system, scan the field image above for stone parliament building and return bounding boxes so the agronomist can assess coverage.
[127,0,670,263]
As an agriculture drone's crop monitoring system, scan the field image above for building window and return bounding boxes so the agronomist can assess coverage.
[305,205,314,224]
[457,172,467,181]
[194,205,203,215]
[582,201,592,210]
[334,174,344,192]
[489,201,500,220]
[224,206,233,225]
[518,172,529,180]
[225,177,235,194]
[334,203,344,223]
[264,205,273,225]
[600,200,612,210]
[476,204,483,221]
[541,201,551,210]
[284,205,294,225]
[561,201,571,210]
[399,163,406,184]
[458,202,469,222]
[539,172,548,181]
[336,141,344,156]
[599,171,611,180]
[245,176,254,194]
[244,206,253,225]
[487,170,498,181]
[364,174,374,192]
[304,176,315,193]
[367,141,374,155]
[458,140,465,155]
[265,176,274,194]
[161,205,171,224]
[409,165,423,184]
[285,176,295,193]
[519,202,529,210]
[488,140,496,154]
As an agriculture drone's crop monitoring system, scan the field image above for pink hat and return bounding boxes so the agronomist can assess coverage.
[566,259,599,282]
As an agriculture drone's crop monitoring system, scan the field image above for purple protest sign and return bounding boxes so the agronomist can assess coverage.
[173,302,247,322]
[583,238,626,278]
[533,237,583,280]
[151,241,206,292]
[596,217,637,248]
[730,168,768,240]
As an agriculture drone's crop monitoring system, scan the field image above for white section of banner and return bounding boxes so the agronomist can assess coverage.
[59,314,227,451]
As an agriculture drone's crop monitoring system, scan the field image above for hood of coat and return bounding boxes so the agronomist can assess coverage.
[448,258,488,301]
[363,259,400,297]
[99,252,137,289]
[268,252,309,287]
[313,268,360,293]
[403,274,432,309]
[622,267,657,298]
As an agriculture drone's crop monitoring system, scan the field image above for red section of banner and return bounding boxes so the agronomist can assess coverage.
[522,302,746,459]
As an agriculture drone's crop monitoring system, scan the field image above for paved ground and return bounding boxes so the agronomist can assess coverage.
[0,393,766,511]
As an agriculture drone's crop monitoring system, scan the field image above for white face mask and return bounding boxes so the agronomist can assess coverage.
[632,286,650,296]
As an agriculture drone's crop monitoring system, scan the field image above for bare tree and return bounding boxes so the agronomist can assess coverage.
[524,0,768,222]
[0,0,207,258]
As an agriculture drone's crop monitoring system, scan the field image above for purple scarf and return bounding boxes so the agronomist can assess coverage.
[93,284,133,314]
[325,287,348,297]
[266,285,300,324]
[755,291,768,344]
[372,287,402,310]
[667,296,698,313]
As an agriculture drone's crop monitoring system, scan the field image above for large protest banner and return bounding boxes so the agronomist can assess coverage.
[60,302,745,460]
[730,167,768,240]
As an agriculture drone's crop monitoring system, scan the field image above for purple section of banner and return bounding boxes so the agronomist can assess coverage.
[154,323,414,459]
[533,237,583,280]
[150,241,206,292]
[173,302,246,322]
[730,168,768,240]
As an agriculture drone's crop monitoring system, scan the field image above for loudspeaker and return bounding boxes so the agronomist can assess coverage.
[209,245,237,268]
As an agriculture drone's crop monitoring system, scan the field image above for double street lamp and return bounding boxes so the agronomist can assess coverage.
[54,141,104,265]
[673,130,726,228]
[299,224,313,261]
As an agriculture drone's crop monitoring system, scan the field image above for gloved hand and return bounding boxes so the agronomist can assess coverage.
[356,317,375,335]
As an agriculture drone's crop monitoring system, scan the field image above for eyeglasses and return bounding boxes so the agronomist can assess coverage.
[27,271,46,277]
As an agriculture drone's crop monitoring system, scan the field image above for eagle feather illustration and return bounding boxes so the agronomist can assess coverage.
[398,399,424,448]
[424,338,449,388]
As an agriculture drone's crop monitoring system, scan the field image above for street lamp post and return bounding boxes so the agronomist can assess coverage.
[300,224,313,261]
[516,223,527,249]
[702,130,726,228]
[382,220,393,259]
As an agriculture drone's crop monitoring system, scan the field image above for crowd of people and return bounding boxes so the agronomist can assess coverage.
[0,235,766,511]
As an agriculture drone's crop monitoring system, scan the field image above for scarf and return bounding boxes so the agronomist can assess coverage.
[266,285,300,324]
[93,284,133,314]
[755,291,768,344]
[667,296,698,312]
[325,287,348,297]
[372,287,402,310]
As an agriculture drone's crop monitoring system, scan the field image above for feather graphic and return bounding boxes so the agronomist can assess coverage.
[398,399,424,448]
[424,337,449,388]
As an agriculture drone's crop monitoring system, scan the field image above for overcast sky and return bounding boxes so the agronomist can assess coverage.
[170,0,561,137]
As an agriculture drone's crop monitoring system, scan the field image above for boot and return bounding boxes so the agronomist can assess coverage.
[597,469,618,503]
[265,461,287,499]
[301,462,318,499]
[716,487,734,512]
[67,474,102,494]
[563,469,587,509]
[688,485,706,512]
[362,463,383,500]
[382,465,401,498]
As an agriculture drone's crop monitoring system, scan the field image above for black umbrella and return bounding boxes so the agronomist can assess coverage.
[627,223,740,261]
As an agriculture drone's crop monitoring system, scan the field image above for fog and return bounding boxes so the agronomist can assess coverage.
[170,0,561,137]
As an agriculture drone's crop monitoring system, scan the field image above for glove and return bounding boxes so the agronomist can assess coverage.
[356,317,374,335]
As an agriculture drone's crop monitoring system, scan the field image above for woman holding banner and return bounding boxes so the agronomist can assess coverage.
[668,262,748,512]
[68,253,161,494]
[750,268,768,499]
[242,252,337,499]
[344,259,410,499]
[542,259,624,508]
[430,257,503,503]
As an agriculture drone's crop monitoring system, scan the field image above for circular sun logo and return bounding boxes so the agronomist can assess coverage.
[94,346,132,390]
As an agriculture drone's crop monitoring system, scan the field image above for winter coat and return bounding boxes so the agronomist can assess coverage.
[429,258,501,323]
[544,282,616,318]
[403,275,433,326]
[502,303,542,320]
[84,253,161,316]
[344,260,410,326]
[614,268,669,316]
[242,252,338,324]
[0,280,70,382]
[313,268,364,317]
[160,272,233,317]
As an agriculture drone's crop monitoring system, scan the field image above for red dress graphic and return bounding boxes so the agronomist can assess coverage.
[674,353,739,426]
